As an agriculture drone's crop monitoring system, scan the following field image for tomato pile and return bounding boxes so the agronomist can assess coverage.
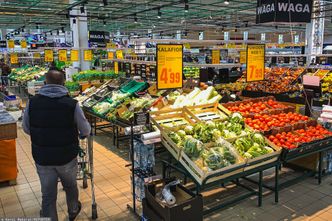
[245,112,309,131]
[268,125,332,149]
[226,99,287,116]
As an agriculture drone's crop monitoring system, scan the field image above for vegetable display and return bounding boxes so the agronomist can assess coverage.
[202,145,236,170]
[72,70,124,82]
[9,66,47,82]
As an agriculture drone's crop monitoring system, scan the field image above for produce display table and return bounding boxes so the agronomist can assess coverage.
[0,110,17,184]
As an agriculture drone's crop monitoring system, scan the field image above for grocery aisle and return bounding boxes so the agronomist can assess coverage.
[1,124,332,221]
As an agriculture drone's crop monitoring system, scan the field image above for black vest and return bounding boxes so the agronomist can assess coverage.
[29,94,79,166]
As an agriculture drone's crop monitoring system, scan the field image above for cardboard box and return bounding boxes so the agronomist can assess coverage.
[0,139,17,182]
[143,179,203,221]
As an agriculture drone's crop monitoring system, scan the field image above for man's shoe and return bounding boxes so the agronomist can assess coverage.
[69,201,82,221]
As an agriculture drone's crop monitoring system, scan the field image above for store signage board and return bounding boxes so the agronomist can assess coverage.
[108,51,114,60]
[212,50,220,64]
[7,40,14,49]
[71,50,79,61]
[89,31,110,47]
[44,49,54,62]
[58,49,67,62]
[184,43,191,49]
[20,40,27,49]
[246,44,265,82]
[116,50,124,59]
[10,53,18,64]
[156,44,183,90]
[134,112,150,126]
[83,50,93,61]
[240,51,247,64]
[107,42,116,49]
[33,53,41,59]
[114,62,119,74]
[303,75,320,87]
[256,0,313,23]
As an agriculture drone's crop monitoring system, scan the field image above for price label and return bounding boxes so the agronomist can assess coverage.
[44,49,54,62]
[107,42,116,49]
[114,61,119,74]
[7,40,14,49]
[184,43,191,49]
[107,51,114,60]
[116,50,123,59]
[156,44,183,89]
[84,50,93,61]
[58,49,67,62]
[10,53,18,64]
[212,50,220,64]
[246,44,265,82]
[240,51,246,64]
[33,53,41,59]
[20,40,27,49]
[71,50,79,61]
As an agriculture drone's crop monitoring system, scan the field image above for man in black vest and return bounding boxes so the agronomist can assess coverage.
[23,69,91,221]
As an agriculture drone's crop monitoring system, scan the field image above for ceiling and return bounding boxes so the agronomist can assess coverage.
[0,0,331,39]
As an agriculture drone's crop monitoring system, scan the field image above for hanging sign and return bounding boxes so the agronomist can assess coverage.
[256,0,313,24]
[108,51,114,60]
[212,50,220,64]
[83,50,93,61]
[58,49,67,62]
[20,40,27,49]
[156,44,183,89]
[240,51,247,64]
[114,62,119,74]
[183,43,191,49]
[116,50,124,59]
[246,44,265,82]
[10,53,18,64]
[107,42,116,49]
[33,53,41,59]
[89,31,110,47]
[7,40,14,49]
[44,49,54,62]
[71,50,79,61]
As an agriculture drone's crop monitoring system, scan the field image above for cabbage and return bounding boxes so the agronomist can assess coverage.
[183,137,204,159]
[184,125,194,135]
[177,130,186,138]
[169,132,181,144]
[212,129,222,141]
[230,112,244,124]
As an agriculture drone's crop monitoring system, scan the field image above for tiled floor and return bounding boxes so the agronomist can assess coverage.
[0,123,332,221]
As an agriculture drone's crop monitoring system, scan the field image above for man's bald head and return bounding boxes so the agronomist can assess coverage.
[45,70,65,85]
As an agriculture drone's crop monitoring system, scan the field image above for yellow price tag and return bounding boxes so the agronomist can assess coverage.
[116,50,123,59]
[114,62,119,74]
[107,42,116,49]
[246,44,265,82]
[58,49,67,62]
[7,40,14,49]
[71,50,79,61]
[107,52,114,60]
[20,41,27,49]
[240,51,246,64]
[84,50,93,61]
[33,53,41,59]
[212,50,220,64]
[157,44,183,89]
[10,53,18,64]
[44,49,54,62]
[184,43,191,49]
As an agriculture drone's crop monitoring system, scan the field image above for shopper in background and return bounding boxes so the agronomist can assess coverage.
[0,61,11,86]
[22,69,91,221]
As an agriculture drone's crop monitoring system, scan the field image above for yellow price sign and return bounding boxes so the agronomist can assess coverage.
[240,51,246,64]
[58,49,67,62]
[20,41,27,49]
[212,50,220,64]
[114,62,119,74]
[107,42,116,49]
[33,53,41,59]
[107,52,114,60]
[246,44,265,82]
[183,43,191,49]
[84,50,93,61]
[116,50,123,59]
[71,50,79,61]
[7,40,14,49]
[10,53,18,64]
[156,44,183,89]
[44,49,54,62]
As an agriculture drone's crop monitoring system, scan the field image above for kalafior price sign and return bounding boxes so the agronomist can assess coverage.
[156,44,183,89]
[246,44,265,82]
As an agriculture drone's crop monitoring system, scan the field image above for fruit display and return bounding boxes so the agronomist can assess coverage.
[245,113,309,132]
[183,67,200,78]
[314,69,330,79]
[268,125,332,149]
[218,81,247,92]
[9,65,47,82]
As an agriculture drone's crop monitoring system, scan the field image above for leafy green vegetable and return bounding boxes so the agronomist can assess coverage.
[183,137,204,159]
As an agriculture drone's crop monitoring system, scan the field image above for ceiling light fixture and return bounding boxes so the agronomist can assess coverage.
[157,8,161,19]
[184,4,189,12]
[224,0,229,5]
[80,5,85,13]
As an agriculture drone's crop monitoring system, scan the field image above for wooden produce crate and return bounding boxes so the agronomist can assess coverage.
[150,108,200,160]
[243,138,281,172]
[178,140,246,185]
[184,103,229,122]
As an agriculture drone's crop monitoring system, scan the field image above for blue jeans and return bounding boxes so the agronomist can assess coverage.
[36,158,79,221]
[1,76,8,86]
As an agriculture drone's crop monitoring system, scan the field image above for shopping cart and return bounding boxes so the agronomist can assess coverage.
[77,135,98,219]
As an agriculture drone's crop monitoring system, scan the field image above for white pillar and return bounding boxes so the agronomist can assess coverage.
[70,2,90,71]
[305,0,325,63]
